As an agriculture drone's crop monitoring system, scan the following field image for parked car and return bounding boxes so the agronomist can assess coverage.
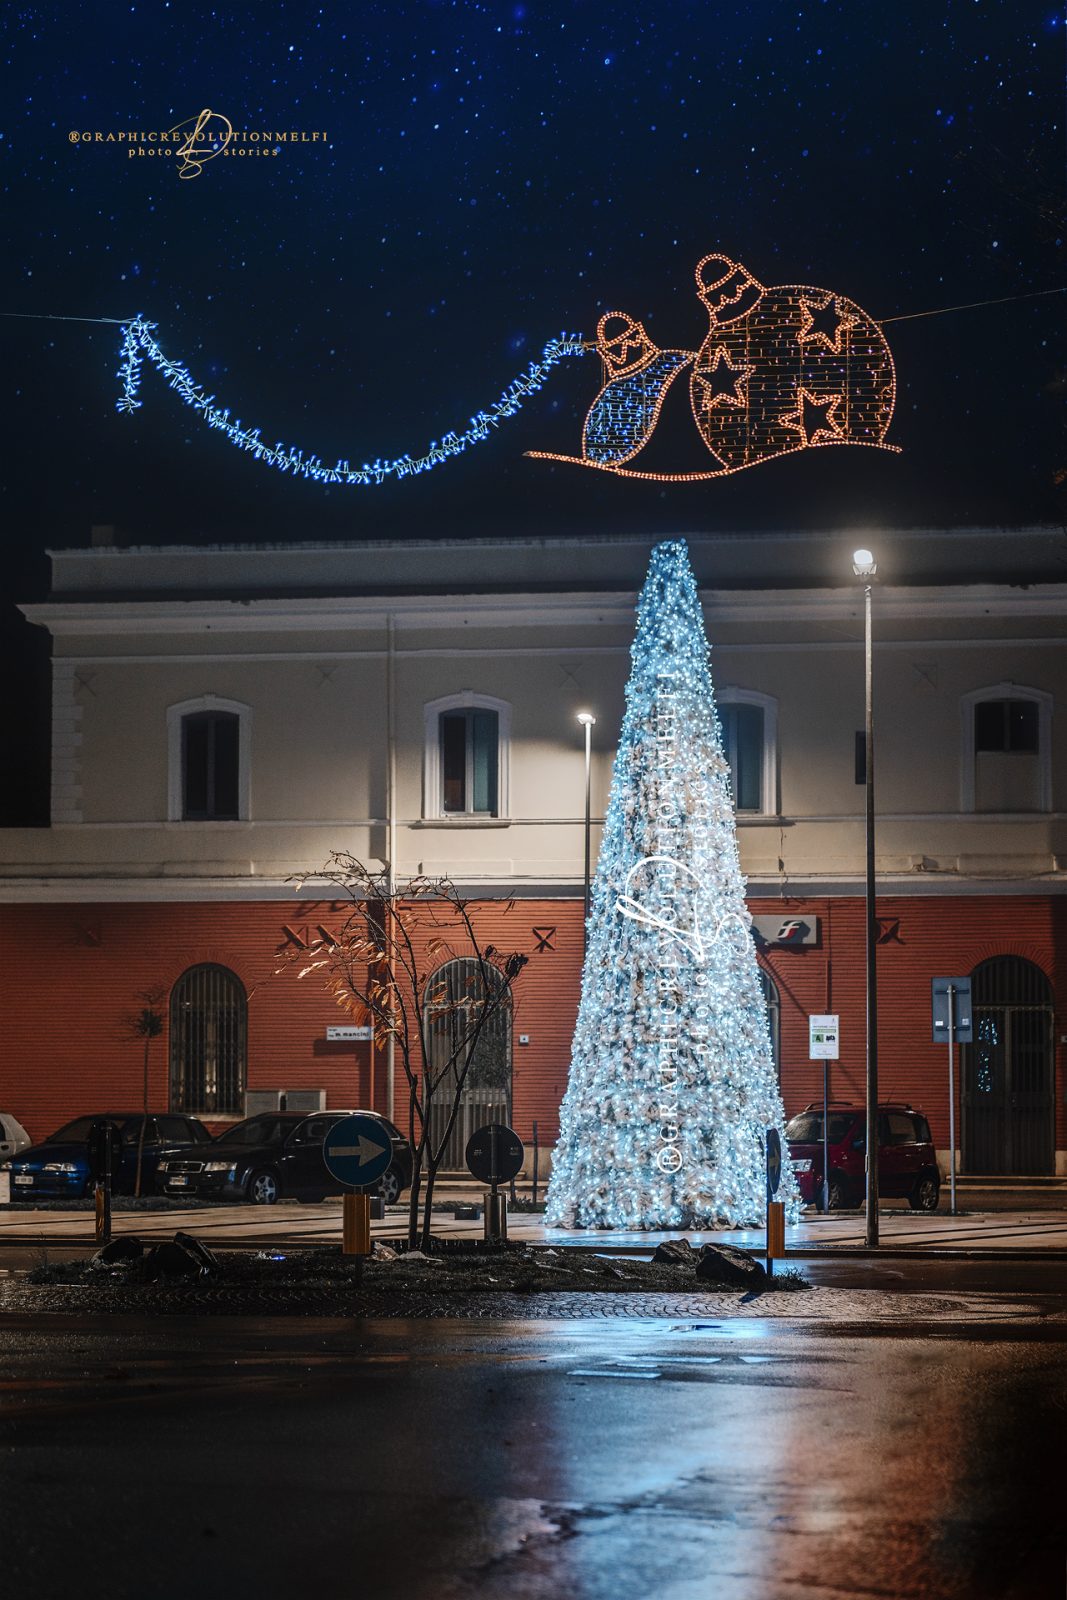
[785,1101,941,1212]
[155,1110,413,1205]
[0,1113,32,1165]
[8,1113,212,1200]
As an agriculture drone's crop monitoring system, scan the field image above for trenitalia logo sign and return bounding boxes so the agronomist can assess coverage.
[751,916,819,949]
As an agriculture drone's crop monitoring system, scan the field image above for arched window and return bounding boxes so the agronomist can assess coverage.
[962,956,1054,1175]
[423,692,511,819]
[960,684,1051,813]
[717,689,778,816]
[170,964,247,1115]
[758,966,781,1083]
[422,957,513,1167]
[167,695,251,821]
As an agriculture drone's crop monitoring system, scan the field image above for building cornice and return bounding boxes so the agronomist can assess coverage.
[22,582,1067,637]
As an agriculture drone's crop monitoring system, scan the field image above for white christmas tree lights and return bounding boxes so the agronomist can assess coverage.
[546,538,799,1229]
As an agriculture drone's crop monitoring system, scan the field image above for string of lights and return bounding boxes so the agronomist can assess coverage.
[114,316,587,485]
[546,538,799,1230]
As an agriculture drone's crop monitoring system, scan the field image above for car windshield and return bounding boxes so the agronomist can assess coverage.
[213,1117,289,1146]
[46,1117,102,1144]
[785,1112,856,1144]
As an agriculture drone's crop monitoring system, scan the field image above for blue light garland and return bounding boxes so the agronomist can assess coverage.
[116,316,586,485]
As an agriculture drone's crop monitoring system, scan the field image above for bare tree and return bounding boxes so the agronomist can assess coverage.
[120,986,167,1198]
[283,854,527,1249]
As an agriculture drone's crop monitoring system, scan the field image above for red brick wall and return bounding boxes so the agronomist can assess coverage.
[1,894,1061,1158]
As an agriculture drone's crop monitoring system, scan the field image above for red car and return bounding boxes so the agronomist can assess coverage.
[785,1101,941,1212]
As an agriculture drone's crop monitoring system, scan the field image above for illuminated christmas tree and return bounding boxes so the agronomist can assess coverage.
[547,538,798,1229]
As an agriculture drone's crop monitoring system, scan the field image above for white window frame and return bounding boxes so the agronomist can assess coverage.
[167,695,252,822]
[717,688,778,817]
[960,682,1052,813]
[423,692,511,820]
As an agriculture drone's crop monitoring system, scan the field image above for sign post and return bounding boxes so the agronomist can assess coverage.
[465,1123,524,1244]
[765,1128,783,1276]
[89,1119,120,1246]
[322,1113,394,1263]
[808,1015,840,1213]
[932,977,972,1216]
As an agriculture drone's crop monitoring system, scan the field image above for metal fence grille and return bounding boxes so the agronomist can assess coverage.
[962,956,1054,1175]
[169,963,247,1115]
[424,958,512,1170]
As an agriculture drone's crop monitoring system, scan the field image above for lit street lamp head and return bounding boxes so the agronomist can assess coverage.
[576,711,597,727]
[852,547,877,577]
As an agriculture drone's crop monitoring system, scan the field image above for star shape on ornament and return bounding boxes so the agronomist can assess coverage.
[781,388,846,446]
[798,295,859,354]
[693,345,754,411]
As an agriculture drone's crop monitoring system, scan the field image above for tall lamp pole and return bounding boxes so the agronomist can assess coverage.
[852,548,879,1247]
[577,712,596,952]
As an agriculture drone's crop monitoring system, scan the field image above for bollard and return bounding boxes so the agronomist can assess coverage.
[765,1200,785,1277]
[484,1187,508,1243]
[342,1191,371,1256]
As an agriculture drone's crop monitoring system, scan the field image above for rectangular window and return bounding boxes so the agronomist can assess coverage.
[440,709,499,815]
[720,703,764,812]
[974,699,1039,753]
[182,712,239,820]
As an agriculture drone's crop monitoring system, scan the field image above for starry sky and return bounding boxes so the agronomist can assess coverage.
[1,1,1064,817]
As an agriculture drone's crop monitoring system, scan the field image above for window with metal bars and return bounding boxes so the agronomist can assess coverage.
[169,964,247,1115]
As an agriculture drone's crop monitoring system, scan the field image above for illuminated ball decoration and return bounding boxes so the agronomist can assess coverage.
[527,250,898,479]
[545,539,799,1232]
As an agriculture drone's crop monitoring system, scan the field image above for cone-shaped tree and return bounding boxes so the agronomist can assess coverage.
[547,538,799,1228]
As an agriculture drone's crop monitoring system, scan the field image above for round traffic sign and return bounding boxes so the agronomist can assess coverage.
[765,1127,782,1196]
[322,1114,394,1191]
[465,1123,524,1186]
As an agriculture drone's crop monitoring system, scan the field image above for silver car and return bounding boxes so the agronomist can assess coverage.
[0,1113,31,1164]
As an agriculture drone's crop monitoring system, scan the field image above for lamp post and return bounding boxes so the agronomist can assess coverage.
[852,548,879,1248]
[577,712,596,951]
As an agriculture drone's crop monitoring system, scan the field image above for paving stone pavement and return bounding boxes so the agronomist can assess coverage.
[2,1278,1063,1322]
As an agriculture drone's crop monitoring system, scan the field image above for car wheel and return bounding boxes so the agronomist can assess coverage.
[816,1173,853,1211]
[248,1169,280,1205]
[377,1165,402,1205]
[909,1171,940,1212]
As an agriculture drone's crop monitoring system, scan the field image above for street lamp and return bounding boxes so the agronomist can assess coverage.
[852,547,879,1247]
[577,712,596,951]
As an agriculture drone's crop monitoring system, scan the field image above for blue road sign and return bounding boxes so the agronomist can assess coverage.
[322,1114,393,1191]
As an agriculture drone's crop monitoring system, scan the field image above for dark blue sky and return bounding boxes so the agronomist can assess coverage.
[1,2,1064,819]
[3,0,1063,559]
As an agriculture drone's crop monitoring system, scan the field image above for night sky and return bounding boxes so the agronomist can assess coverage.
[2,1,1064,819]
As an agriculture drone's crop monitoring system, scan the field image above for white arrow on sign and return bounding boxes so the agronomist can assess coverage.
[330,1136,388,1167]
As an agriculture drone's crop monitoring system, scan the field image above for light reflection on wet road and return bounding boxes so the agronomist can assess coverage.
[0,1313,1064,1599]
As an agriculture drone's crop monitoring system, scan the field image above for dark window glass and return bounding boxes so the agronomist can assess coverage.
[720,703,764,812]
[440,708,499,815]
[975,698,1040,753]
[157,1116,190,1142]
[441,712,468,812]
[47,1117,97,1144]
[855,731,866,784]
[912,1116,932,1144]
[182,712,240,820]
[886,1112,916,1144]
[215,1116,287,1146]
[784,1113,856,1144]
[121,1117,155,1145]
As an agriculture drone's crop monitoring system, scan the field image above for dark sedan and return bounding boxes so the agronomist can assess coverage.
[9,1113,211,1200]
[155,1110,413,1205]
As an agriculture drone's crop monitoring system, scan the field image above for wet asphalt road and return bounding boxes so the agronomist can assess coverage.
[1,1309,1065,1599]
